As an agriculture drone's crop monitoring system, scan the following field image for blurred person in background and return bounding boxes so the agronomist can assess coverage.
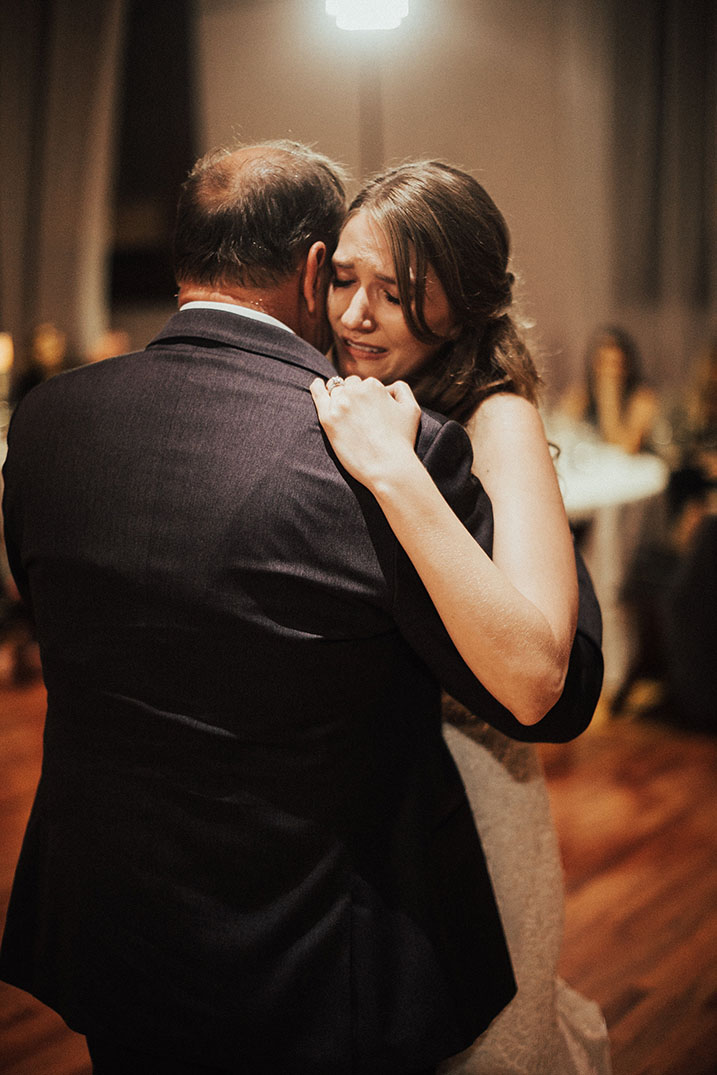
[560,325,658,454]
[0,330,41,684]
[666,337,717,479]
[615,463,716,730]
[0,331,14,414]
[9,321,71,408]
[614,337,717,726]
[85,328,132,364]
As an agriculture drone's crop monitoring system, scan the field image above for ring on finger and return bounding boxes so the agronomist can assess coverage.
[325,375,345,395]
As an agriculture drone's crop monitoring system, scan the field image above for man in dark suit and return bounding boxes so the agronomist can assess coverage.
[0,142,603,1075]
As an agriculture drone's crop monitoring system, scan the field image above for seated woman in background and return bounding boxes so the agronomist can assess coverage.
[561,325,658,454]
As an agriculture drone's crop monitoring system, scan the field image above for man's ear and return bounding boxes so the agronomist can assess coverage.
[301,241,327,316]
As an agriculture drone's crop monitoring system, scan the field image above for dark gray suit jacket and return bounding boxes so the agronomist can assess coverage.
[0,308,602,1073]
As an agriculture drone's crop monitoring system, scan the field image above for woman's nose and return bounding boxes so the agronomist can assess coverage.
[342,290,374,330]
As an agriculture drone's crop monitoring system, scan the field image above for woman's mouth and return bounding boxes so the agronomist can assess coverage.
[342,338,387,358]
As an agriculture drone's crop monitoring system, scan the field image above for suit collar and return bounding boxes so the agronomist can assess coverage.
[178,300,295,335]
[147,307,335,379]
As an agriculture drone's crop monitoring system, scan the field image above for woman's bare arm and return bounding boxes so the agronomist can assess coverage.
[465,392,578,675]
[310,377,577,725]
[594,377,658,453]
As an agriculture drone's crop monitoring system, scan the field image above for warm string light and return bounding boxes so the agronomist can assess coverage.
[325,0,409,32]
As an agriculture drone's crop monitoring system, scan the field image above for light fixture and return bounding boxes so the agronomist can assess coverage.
[326,1,409,32]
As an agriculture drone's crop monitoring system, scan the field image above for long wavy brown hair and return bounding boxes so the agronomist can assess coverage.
[348,161,541,423]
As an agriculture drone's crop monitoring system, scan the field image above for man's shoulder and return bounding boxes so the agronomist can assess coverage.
[148,307,334,380]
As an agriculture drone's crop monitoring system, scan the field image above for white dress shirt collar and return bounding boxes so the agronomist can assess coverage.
[179,300,295,335]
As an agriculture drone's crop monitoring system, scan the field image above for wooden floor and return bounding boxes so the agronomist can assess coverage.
[1,680,715,1075]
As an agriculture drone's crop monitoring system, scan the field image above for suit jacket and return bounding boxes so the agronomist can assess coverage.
[0,308,603,1073]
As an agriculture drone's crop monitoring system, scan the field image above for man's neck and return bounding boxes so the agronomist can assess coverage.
[177,282,301,334]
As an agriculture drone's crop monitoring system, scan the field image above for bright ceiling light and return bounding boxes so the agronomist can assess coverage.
[326,1,410,31]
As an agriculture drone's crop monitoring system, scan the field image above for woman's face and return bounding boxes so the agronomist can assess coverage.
[327,210,455,383]
[593,340,628,381]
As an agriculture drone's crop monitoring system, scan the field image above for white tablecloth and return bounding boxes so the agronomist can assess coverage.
[548,420,670,695]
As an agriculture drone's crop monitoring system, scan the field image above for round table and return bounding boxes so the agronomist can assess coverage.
[547,420,670,696]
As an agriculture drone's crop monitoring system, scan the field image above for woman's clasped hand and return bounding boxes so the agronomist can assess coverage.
[310,375,421,491]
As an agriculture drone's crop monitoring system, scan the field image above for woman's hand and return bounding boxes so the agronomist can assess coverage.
[310,375,421,492]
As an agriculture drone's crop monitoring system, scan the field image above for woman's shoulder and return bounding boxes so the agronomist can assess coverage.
[464,392,548,452]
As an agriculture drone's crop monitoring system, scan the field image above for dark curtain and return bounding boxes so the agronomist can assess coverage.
[111,0,198,303]
[0,1,50,346]
[612,0,716,309]
[0,0,197,365]
[0,0,127,362]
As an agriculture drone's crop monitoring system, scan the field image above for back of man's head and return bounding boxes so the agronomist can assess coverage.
[174,141,348,291]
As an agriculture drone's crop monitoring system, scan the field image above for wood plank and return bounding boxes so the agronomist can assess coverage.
[542,716,717,1075]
